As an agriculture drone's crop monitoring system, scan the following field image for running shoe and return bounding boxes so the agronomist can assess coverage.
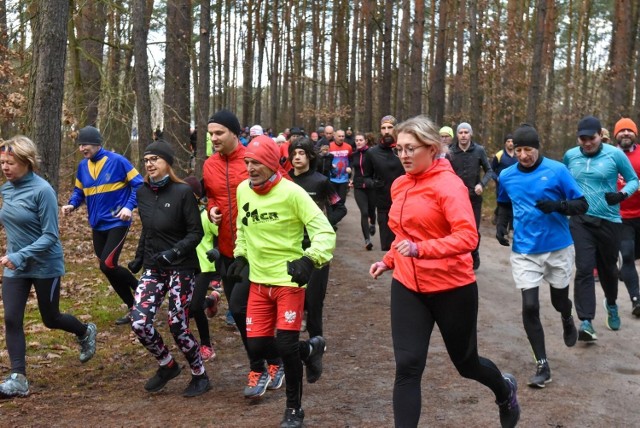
[632,297,640,317]
[280,407,305,428]
[78,322,97,363]
[603,299,621,331]
[578,319,597,342]
[267,363,285,390]
[225,309,236,326]
[528,361,552,388]
[369,223,376,236]
[497,373,520,428]
[0,373,29,398]
[114,311,131,325]
[561,314,578,347]
[183,373,211,397]
[144,360,181,392]
[205,291,221,318]
[200,345,216,361]
[244,371,271,398]
[365,239,373,251]
[304,336,326,383]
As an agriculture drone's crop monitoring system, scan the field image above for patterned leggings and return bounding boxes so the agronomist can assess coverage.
[131,269,203,374]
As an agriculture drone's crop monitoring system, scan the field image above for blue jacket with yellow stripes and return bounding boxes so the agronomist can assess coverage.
[68,148,144,231]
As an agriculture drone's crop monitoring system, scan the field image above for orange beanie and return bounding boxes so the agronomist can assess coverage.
[614,118,638,137]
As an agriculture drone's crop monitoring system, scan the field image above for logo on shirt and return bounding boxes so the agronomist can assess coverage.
[284,310,297,324]
[241,202,279,226]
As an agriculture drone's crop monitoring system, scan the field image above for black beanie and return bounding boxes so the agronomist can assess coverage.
[288,137,316,161]
[144,139,175,166]
[513,124,540,149]
[183,176,202,198]
[77,126,103,146]
[208,109,242,136]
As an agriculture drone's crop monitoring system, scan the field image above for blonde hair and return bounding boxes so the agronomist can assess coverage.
[0,135,40,171]
[144,164,185,184]
[396,115,446,155]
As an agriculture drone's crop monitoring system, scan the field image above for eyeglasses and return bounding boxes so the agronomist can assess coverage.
[392,145,425,157]
[143,156,160,165]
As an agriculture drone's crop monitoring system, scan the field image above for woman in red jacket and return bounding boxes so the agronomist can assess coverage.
[369,115,520,428]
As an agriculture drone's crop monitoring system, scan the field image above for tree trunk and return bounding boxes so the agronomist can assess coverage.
[396,0,410,119]
[27,1,70,191]
[348,0,360,125]
[526,0,546,125]
[269,0,280,129]
[195,0,211,172]
[379,0,393,117]
[242,0,254,125]
[362,0,374,131]
[468,0,483,137]
[132,0,153,168]
[429,0,447,123]
[609,0,635,122]
[254,0,268,124]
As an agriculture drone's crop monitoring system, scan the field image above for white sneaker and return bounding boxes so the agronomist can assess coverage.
[0,373,29,398]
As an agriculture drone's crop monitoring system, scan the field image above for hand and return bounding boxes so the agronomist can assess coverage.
[604,192,627,205]
[474,183,483,195]
[535,200,562,214]
[61,205,75,215]
[209,206,222,225]
[287,256,315,287]
[227,256,248,281]
[127,258,143,274]
[114,207,132,221]
[0,255,16,270]
[369,261,390,279]
[496,224,510,246]
[206,248,220,262]
[153,249,179,266]
[395,239,418,257]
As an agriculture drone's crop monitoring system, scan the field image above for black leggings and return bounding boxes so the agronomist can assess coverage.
[304,264,329,337]
[2,277,87,375]
[390,279,509,427]
[190,271,217,347]
[619,219,640,301]
[521,286,572,362]
[92,227,138,308]
[354,188,376,242]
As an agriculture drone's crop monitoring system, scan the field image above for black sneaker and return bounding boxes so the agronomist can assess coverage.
[562,315,578,347]
[632,297,640,317]
[114,311,131,325]
[305,336,326,384]
[183,373,211,397]
[528,361,552,388]
[497,373,520,428]
[369,224,376,236]
[144,360,181,392]
[365,239,373,251]
[280,407,305,428]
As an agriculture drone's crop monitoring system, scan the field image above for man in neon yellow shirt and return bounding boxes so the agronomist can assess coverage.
[230,136,335,428]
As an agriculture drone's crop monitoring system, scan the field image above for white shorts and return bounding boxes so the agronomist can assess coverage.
[510,245,575,290]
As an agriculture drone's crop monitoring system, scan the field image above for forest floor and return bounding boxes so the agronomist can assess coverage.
[0,195,639,427]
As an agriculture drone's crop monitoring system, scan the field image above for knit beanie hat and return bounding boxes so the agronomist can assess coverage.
[380,115,397,126]
[614,118,638,137]
[244,135,281,173]
[457,122,473,134]
[208,109,242,136]
[250,125,264,137]
[288,137,316,162]
[144,139,175,166]
[439,126,454,138]
[504,133,514,143]
[77,126,103,146]
[513,124,540,149]
[183,176,203,198]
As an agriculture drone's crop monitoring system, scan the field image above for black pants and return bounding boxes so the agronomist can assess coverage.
[469,193,483,261]
[327,181,349,226]
[354,188,376,242]
[190,271,217,347]
[521,286,572,362]
[620,218,640,301]
[570,215,621,320]
[2,277,87,375]
[390,279,509,427]
[304,264,330,337]
[218,255,278,372]
[377,209,395,251]
[92,227,138,308]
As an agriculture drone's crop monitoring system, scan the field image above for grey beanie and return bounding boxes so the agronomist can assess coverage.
[77,126,103,146]
[457,122,473,134]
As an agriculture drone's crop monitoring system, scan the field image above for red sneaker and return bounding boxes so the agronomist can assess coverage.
[205,291,221,318]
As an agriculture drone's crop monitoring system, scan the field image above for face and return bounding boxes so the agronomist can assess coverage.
[395,132,436,174]
[208,123,238,155]
[346,129,352,136]
[578,132,602,155]
[0,152,30,182]
[324,126,335,141]
[291,148,310,170]
[439,134,452,146]
[310,132,319,142]
[380,122,394,136]
[335,131,345,144]
[79,144,101,159]
[617,129,637,149]
[320,145,330,155]
[505,138,514,151]
[143,155,170,181]
[355,135,367,149]
[515,146,539,168]
[245,158,274,187]
[457,128,471,145]
[290,133,301,143]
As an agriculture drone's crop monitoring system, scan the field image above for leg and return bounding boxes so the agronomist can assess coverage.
[304,265,330,337]
[521,288,546,362]
[33,277,87,336]
[93,227,138,308]
[2,278,33,375]
[354,188,371,242]
[619,228,640,301]
[191,272,213,347]
[377,209,395,251]
[570,217,598,321]
[595,221,622,306]
[469,194,483,268]
[390,279,433,427]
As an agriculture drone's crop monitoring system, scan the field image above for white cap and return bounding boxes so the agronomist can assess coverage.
[250,125,263,137]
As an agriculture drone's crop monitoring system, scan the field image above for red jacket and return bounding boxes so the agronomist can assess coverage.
[382,158,477,293]
[203,144,248,258]
[618,145,640,219]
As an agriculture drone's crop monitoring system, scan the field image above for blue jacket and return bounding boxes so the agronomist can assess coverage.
[68,148,143,230]
[0,172,65,278]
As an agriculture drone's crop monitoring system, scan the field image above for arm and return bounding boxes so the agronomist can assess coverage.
[173,190,205,257]
[479,147,497,188]
[123,164,144,211]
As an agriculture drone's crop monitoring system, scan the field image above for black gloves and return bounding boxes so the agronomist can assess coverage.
[605,192,627,205]
[495,203,512,247]
[128,258,143,274]
[287,256,315,287]
[535,200,564,214]
[227,256,248,281]
[206,248,220,262]
[496,223,510,246]
[154,248,179,266]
